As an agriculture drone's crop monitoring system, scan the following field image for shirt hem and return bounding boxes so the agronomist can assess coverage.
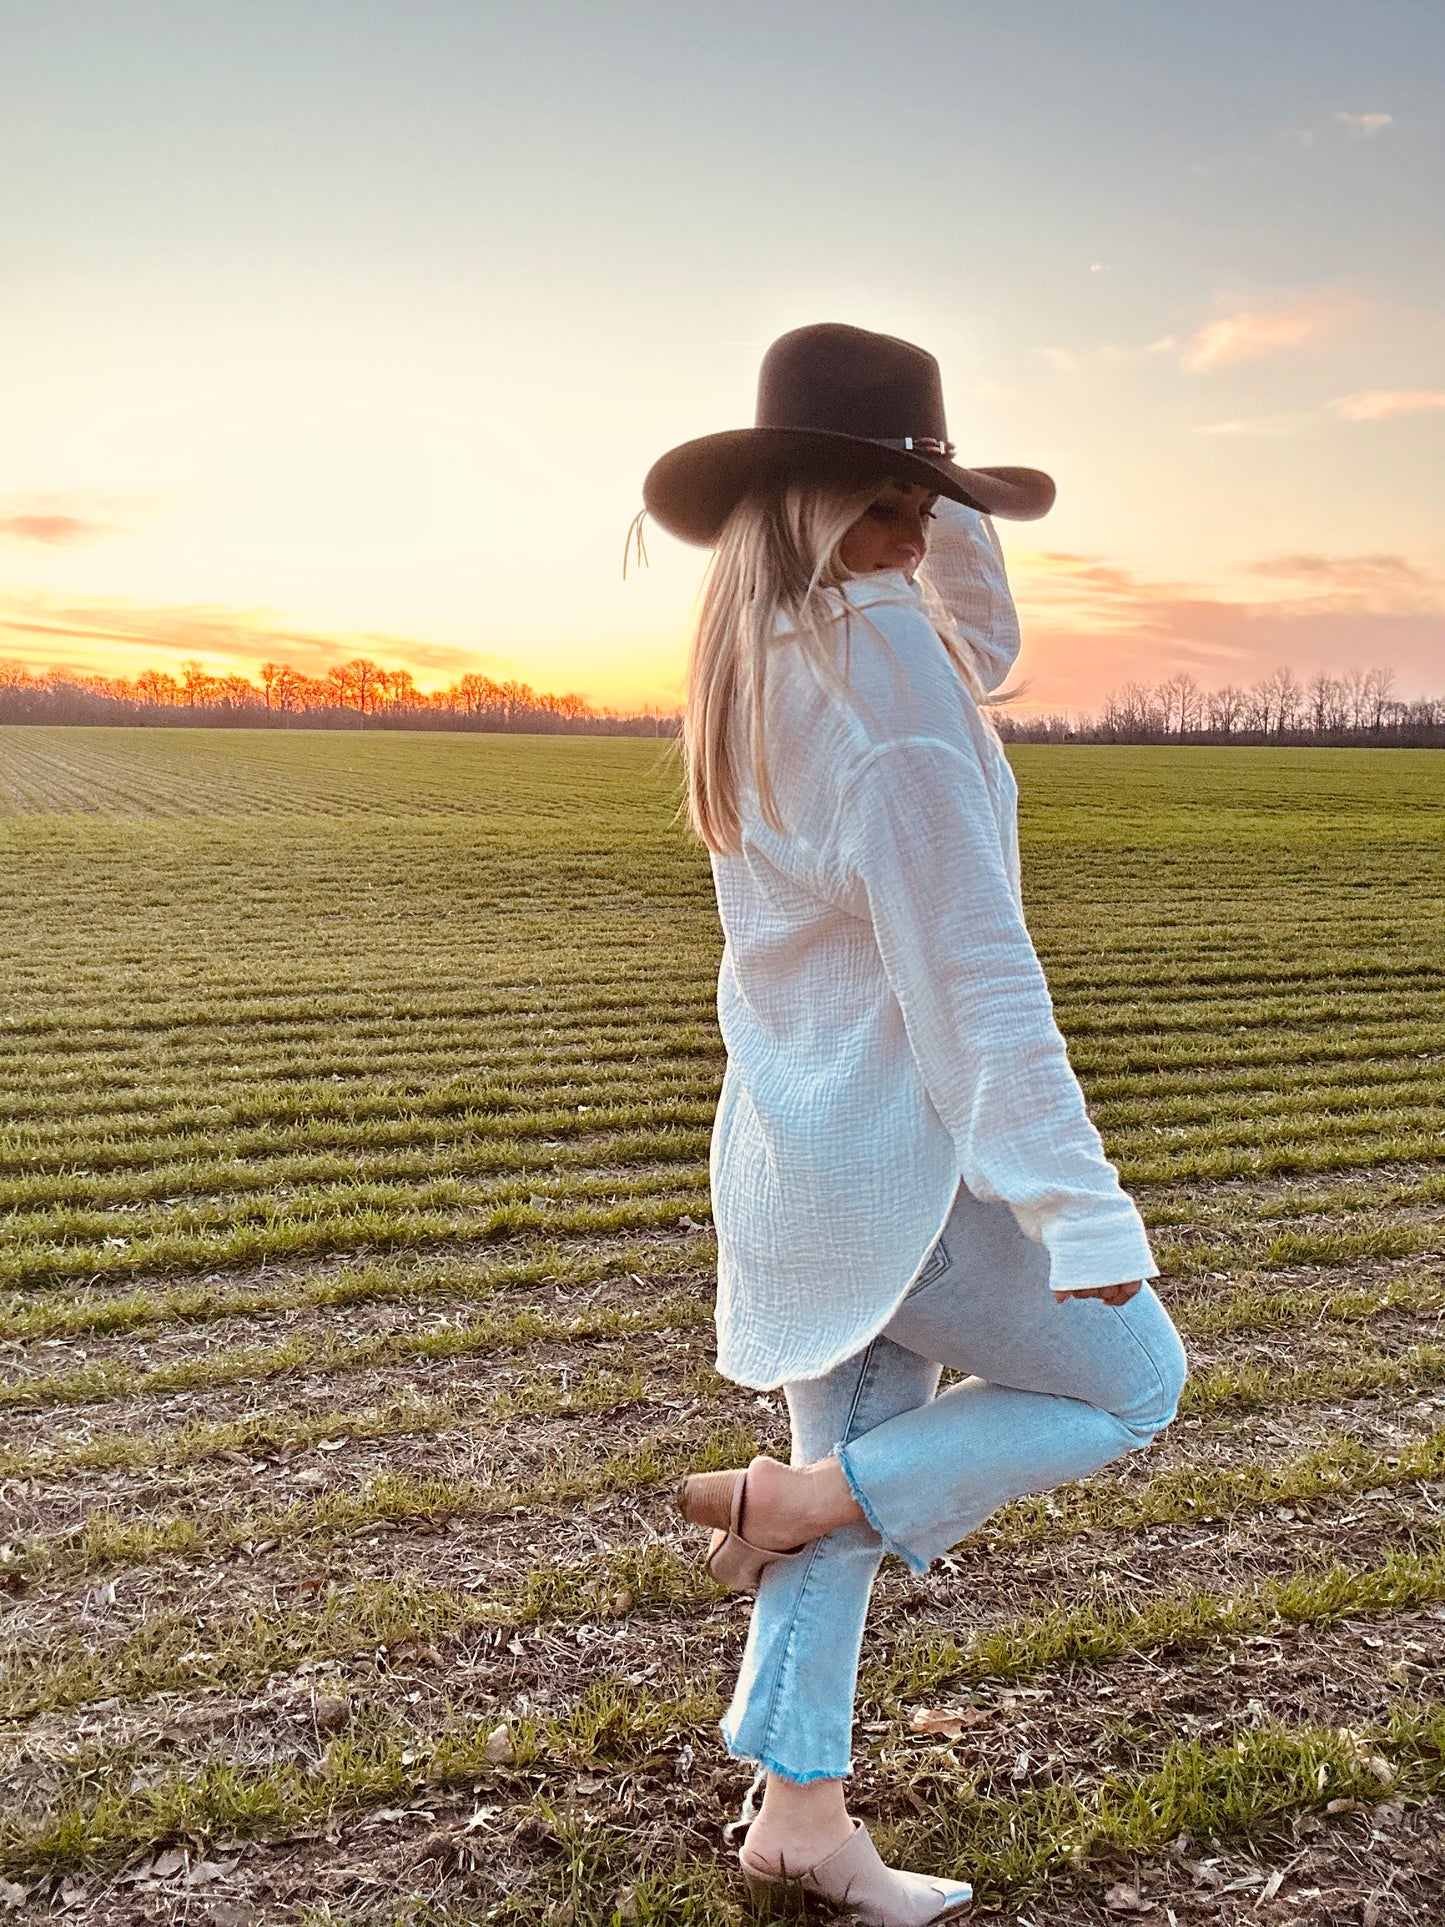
[713,1175,963,1392]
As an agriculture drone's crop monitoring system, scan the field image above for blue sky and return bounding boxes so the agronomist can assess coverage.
[2,0,1441,708]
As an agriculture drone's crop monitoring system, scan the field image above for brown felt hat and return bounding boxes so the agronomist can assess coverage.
[642,322,1055,545]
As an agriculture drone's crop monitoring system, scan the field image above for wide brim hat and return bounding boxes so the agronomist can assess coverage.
[642,322,1055,546]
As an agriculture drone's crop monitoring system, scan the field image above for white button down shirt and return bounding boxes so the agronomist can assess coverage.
[708,499,1156,1391]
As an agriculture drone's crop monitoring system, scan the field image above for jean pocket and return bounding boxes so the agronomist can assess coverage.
[910,1233,951,1293]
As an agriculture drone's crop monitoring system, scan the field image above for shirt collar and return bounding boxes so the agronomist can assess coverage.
[839,569,922,611]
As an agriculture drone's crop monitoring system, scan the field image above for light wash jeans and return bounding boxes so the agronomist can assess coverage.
[720,1180,1189,1783]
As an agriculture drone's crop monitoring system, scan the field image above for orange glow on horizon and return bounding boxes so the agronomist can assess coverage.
[4,532,1443,722]
[2,9,1440,725]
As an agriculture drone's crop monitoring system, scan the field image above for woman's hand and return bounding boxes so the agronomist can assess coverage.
[1052,1281,1144,1306]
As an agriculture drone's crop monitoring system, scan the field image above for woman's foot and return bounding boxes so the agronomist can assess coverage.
[674,1454,866,1592]
[740,1774,972,1924]
[741,1771,857,1874]
[727,1453,865,1551]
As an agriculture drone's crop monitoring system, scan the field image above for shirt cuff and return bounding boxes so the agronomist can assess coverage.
[1039,1204,1157,1293]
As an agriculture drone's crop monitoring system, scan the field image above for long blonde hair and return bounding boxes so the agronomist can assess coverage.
[683,479,990,853]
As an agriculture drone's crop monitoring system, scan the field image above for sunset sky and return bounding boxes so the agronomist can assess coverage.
[2,0,1442,714]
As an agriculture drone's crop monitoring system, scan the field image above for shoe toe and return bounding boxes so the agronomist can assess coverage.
[899,1870,972,1922]
[926,1877,973,1919]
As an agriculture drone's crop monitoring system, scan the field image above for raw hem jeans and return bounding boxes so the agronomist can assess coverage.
[719,1180,1188,1784]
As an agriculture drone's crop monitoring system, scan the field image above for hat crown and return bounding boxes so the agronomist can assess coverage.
[756,323,949,444]
[639,319,1055,546]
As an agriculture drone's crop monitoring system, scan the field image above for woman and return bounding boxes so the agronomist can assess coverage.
[640,323,1188,1925]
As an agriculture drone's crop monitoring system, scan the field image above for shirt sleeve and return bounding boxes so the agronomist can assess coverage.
[915,499,1022,694]
[835,734,1156,1292]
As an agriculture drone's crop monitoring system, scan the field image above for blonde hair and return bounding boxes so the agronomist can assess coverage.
[683,479,991,854]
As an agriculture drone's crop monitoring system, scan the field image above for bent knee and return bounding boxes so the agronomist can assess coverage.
[1114,1305,1189,1439]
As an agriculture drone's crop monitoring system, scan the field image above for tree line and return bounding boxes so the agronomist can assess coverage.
[0,656,680,736]
[2,653,1440,747]
[995,665,1445,747]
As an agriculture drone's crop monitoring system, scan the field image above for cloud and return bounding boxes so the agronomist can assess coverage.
[1279,126,1315,147]
[1193,413,1305,437]
[0,588,515,684]
[0,513,119,548]
[1005,547,1445,711]
[1336,111,1393,138]
[1241,552,1443,611]
[1048,297,1358,382]
[1022,547,1442,623]
[1039,335,1176,373]
[1330,389,1445,421]
[1181,297,1356,372]
[1197,393,1445,434]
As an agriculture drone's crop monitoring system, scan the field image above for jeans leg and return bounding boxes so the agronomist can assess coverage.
[837,1186,1189,1572]
[720,1332,939,1783]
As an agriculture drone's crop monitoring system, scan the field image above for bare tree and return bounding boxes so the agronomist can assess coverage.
[454,673,503,718]
[1362,666,1396,731]
[1207,685,1245,737]
[181,660,218,708]
[1117,680,1161,738]
[326,658,387,715]
[1341,666,1372,731]
[1241,682,1272,737]
[379,667,421,709]
[1157,672,1202,739]
[134,668,181,706]
[215,675,258,711]
[0,652,680,735]
[1257,665,1303,738]
[1100,687,1131,740]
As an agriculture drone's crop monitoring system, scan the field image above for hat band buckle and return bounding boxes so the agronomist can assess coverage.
[888,435,955,457]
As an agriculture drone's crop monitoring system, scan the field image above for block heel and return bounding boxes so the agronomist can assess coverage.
[674,1461,808,1595]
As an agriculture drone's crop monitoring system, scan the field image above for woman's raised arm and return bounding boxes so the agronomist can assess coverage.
[915,498,1022,694]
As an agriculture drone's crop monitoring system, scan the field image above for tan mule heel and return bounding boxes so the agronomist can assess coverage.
[674,1461,808,1594]
[739,1820,972,1925]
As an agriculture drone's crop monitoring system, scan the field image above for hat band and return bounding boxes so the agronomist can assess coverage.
[875,435,955,457]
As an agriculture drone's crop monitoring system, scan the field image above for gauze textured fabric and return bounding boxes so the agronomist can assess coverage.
[708,499,1156,1391]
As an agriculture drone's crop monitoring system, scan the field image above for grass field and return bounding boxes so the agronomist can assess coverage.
[1,724,1443,1927]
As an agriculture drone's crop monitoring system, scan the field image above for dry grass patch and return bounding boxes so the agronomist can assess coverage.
[3,734,1443,1924]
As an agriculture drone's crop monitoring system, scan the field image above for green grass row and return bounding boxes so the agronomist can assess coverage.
[0,1127,712,1213]
[0,1180,716,1291]
[5,1255,1440,1419]
[3,1090,1434,1204]
[4,992,1438,1097]
[7,1470,1444,1724]
[1,992,1437,1081]
[6,1074,1445,1210]
[4,1674,1441,1918]
[0,1232,715,1344]
[463,1701,1445,1924]
[0,1419,761,1585]
[4,1134,1443,1292]
[0,1091,718,1181]
[0,1359,717,1485]
[7,1402,1445,1591]
[0,1285,715,1417]
[4,1149,1441,1340]
[5,1027,1442,1164]
[6,1317,1444,1493]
